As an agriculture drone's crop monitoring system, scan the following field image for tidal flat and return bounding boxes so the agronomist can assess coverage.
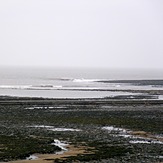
[0,97,163,163]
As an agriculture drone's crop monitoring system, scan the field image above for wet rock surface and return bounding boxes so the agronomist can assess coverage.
[0,97,163,162]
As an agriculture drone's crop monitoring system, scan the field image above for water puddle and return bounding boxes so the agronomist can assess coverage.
[129,140,163,144]
[25,106,66,110]
[49,128,81,132]
[102,126,163,145]
[52,139,68,152]
[29,125,81,132]
[26,155,38,160]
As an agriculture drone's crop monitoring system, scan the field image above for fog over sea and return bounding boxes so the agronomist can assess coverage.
[0,67,163,99]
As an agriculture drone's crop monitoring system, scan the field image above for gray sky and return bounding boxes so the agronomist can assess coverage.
[0,0,163,68]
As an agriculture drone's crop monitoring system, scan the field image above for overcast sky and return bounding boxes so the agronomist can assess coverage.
[0,0,163,69]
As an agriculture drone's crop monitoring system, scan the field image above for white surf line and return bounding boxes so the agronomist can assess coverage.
[102,126,163,145]
[72,78,103,83]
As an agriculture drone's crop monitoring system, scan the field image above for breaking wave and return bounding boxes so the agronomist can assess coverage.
[46,78,109,82]
[72,78,107,83]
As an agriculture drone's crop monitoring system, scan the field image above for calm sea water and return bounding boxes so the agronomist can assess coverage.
[0,67,163,98]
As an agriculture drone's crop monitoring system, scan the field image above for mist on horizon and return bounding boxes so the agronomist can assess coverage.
[0,0,163,69]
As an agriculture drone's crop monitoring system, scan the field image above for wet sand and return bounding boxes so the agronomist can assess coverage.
[131,131,163,142]
[2,145,92,163]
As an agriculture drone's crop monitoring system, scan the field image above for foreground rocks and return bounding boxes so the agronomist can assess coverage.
[0,97,163,162]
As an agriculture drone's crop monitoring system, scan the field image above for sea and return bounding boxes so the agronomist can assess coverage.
[0,67,163,99]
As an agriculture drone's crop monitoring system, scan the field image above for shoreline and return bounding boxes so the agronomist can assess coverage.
[0,96,163,105]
